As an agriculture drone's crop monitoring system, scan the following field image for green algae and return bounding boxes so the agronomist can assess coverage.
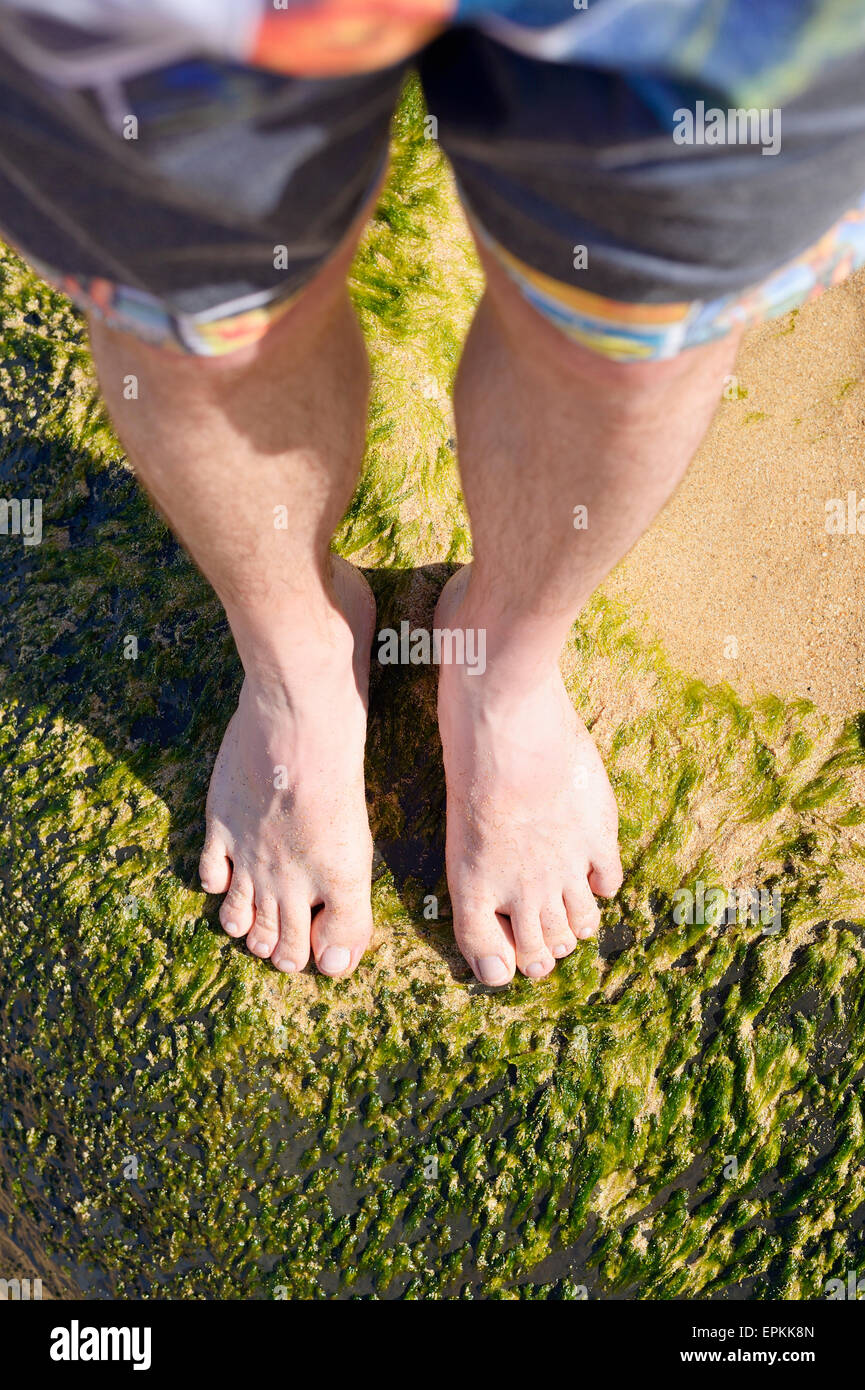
[1,79,864,1301]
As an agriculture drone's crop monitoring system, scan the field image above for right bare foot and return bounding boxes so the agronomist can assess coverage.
[198,557,376,978]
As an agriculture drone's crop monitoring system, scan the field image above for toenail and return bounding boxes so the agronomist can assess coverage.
[552,943,572,958]
[274,958,298,973]
[224,921,240,936]
[318,945,351,975]
[475,955,511,986]
[525,961,548,979]
[249,940,270,957]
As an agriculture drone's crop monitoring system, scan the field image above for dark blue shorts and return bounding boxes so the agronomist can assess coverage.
[1,1,865,359]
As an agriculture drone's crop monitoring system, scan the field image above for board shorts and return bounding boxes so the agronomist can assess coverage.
[2,1,865,362]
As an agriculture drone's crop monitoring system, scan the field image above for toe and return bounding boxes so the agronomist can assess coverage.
[199,832,232,895]
[272,896,312,974]
[452,897,516,986]
[564,882,602,940]
[219,867,255,938]
[310,891,371,977]
[540,900,577,960]
[509,901,555,980]
[588,847,624,899]
[246,890,280,959]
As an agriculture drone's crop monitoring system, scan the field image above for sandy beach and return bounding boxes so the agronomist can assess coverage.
[606,269,865,723]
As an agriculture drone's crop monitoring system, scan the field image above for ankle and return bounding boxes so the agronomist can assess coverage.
[230,596,356,690]
[437,599,564,704]
[436,638,563,720]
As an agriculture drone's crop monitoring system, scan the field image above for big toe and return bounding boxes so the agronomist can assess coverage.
[199,831,232,895]
[453,897,516,986]
[310,892,372,977]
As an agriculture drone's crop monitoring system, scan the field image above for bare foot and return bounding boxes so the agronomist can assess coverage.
[199,557,375,978]
[435,567,623,985]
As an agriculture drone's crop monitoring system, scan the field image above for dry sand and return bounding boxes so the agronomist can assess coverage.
[604,269,865,723]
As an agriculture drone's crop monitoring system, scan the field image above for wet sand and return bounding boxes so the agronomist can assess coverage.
[604,269,865,723]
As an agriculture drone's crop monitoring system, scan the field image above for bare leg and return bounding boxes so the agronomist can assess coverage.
[89,243,375,978]
[437,252,743,984]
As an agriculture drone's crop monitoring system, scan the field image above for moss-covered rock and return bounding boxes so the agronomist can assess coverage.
[1,78,863,1300]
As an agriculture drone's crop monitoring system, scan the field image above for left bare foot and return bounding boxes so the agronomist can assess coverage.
[435,567,622,985]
